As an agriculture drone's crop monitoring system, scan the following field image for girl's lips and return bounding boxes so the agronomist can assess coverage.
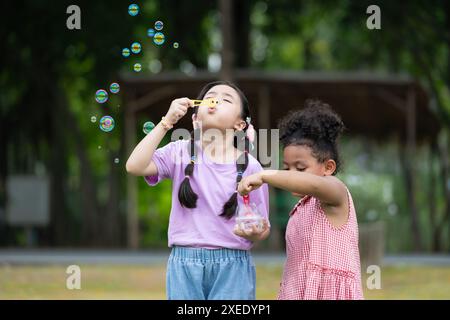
[207,107,216,114]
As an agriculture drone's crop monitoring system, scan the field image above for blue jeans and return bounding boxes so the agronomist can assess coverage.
[166,246,256,300]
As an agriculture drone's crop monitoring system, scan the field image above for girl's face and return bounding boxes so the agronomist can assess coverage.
[282,144,336,197]
[195,85,246,131]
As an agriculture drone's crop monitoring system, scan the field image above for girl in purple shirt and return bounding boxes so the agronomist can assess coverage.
[126,81,270,300]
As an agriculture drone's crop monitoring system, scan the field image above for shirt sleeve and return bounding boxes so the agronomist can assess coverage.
[144,140,183,186]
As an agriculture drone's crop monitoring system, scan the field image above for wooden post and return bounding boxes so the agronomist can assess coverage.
[256,85,282,251]
[405,87,422,251]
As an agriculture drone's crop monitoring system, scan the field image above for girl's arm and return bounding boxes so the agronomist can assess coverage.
[239,170,347,207]
[126,98,193,176]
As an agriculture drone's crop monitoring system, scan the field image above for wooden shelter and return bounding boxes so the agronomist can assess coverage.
[120,70,439,249]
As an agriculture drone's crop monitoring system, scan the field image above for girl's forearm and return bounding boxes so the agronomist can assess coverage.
[260,170,319,194]
[125,121,169,175]
[260,170,342,205]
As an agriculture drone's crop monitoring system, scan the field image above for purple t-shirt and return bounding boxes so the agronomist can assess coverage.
[145,139,270,250]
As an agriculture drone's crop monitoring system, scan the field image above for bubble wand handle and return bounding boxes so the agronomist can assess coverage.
[243,194,250,206]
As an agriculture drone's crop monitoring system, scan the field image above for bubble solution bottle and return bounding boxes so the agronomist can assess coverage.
[235,195,263,232]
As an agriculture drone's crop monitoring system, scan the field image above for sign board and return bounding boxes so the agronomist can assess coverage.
[6,175,50,226]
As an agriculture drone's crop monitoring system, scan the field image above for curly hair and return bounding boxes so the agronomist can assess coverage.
[278,99,345,174]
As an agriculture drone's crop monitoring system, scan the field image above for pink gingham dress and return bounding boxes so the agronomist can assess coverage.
[278,188,364,300]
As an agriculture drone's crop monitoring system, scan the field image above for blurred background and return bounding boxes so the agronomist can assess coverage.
[0,0,449,299]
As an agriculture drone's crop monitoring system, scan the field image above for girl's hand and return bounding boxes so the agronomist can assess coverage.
[164,98,194,126]
[233,219,270,242]
[238,172,264,195]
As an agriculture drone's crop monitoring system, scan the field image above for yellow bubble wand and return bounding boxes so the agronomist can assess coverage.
[190,98,218,108]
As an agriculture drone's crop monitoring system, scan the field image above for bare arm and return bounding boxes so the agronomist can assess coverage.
[239,170,347,207]
[125,98,193,176]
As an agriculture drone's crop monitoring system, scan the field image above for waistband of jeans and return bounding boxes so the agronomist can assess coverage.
[170,246,250,261]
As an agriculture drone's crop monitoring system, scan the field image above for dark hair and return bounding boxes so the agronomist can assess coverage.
[178,81,251,219]
[278,99,345,174]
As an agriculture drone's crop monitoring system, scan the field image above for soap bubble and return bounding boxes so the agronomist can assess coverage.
[173,42,179,49]
[147,28,155,38]
[154,21,163,31]
[91,116,97,123]
[110,82,120,94]
[95,89,108,104]
[153,32,165,45]
[122,48,130,57]
[131,42,141,54]
[99,115,115,132]
[114,158,120,164]
[143,121,155,134]
[128,4,139,16]
[133,63,142,72]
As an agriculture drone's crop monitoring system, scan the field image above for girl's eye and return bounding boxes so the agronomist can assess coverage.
[282,167,289,170]
[296,168,305,172]
[224,99,232,103]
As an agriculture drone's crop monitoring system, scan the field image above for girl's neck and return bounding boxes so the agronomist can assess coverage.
[201,128,240,163]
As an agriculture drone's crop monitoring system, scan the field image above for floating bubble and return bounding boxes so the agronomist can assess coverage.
[91,116,97,123]
[110,82,120,94]
[133,63,142,72]
[154,21,163,31]
[153,32,165,45]
[128,4,139,16]
[114,158,120,164]
[131,42,141,54]
[122,48,130,57]
[147,28,155,38]
[99,115,115,132]
[143,121,155,134]
[173,42,179,49]
[95,89,108,104]
[98,146,102,149]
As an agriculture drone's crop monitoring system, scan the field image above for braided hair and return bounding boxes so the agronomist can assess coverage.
[178,81,251,219]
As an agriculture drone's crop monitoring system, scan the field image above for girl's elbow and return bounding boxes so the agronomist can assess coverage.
[125,160,141,175]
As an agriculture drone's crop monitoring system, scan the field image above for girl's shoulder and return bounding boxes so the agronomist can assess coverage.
[246,153,264,172]
[166,138,191,152]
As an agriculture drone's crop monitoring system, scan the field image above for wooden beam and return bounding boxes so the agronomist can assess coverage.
[375,88,406,113]
[129,85,176,114]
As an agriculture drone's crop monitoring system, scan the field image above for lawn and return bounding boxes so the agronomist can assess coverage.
[0,264,449,299]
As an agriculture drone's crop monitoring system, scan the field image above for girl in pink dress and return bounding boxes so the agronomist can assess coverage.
[238,100,363,300]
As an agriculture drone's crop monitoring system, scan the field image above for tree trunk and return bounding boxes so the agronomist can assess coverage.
[437,132,450,252]
[219,0,234,81]
[428,141,440,251]
[62,92,100,246]
[233,0,250,68]
[49,88,70,246]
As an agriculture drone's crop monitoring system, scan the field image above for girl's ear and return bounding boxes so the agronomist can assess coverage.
[323,159,337,176]
[234,119,246,131]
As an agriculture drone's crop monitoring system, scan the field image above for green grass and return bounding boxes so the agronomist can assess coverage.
[0,264,449,299]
